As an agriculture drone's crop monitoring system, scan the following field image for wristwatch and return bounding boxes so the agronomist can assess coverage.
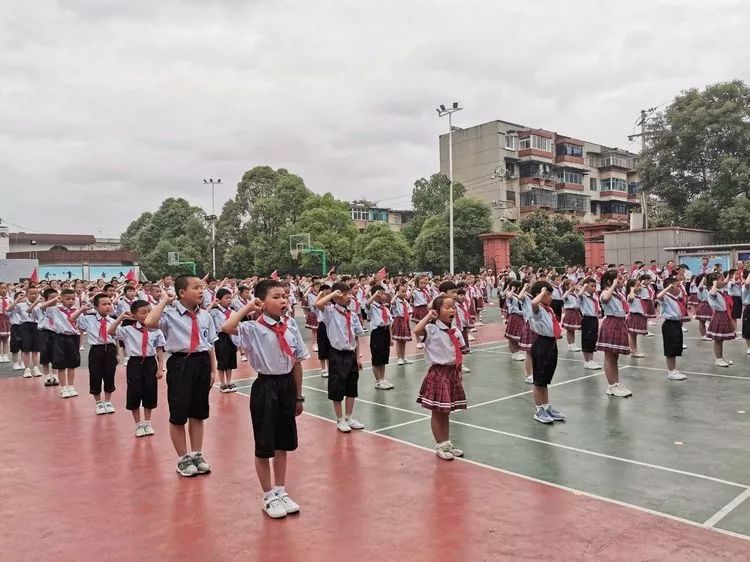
[296,396,305,403]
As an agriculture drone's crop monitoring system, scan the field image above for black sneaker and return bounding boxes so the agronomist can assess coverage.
[192,452,211,474]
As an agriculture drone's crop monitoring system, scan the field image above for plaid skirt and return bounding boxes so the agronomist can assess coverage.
[412,305,428,323]
[642,299,656,318]
[707,311,736,341]
[596,316,631,355]
[0,314,9,336]
[505,314,525,341]
[416,364,467,413]
[518,323,538,351]
[474,296,484,311]
[687,294,699,306]
[626,313,648,334]
[305,311,319,330]
[695,301,712,321]
[561,309,582,330]
[391,316,412,341]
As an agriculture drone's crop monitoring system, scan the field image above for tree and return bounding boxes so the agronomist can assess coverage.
[292,196,358,271]
[404,173,466,244]
[352,222,413,273]
[509,211,584,268]
[120,198,211,279]
[414,198,492,273]
[641,80,750,225]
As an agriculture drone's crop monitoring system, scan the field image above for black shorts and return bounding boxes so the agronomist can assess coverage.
[88,344,118,395]
[369,326,391,367]
[327,348,358,401]
[580,316,599,354]
[9,324,22,354]
[461,327,470,353]
[316,322,330,360]
[166,352,211,425]
[731,296,742,320]
[662,319,684,358]
[52,333,81,370]
[743,305,750,340]
[551,300,563,321]
[530,335,558,387]
[250,373,298,458]
[126,356,158,410]
[214,332,238,371]
[39,329,56,366]
[18,322,40,353]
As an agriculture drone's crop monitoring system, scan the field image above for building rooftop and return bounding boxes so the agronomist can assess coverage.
[10,232,96,245]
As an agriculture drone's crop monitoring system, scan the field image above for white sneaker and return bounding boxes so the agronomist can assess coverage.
[143,422,155,436]
[122,357,129,366]
[568,345,581,352]
[336,420,352,433]
[135,424,146,437]
[12,362,24,371]
[263,496,287,519]
[702,335,712,341]
[60,387,71,399]
[512,352,526,361]
[320,369,328,378]
[606,383,632,397]
[241,355,248,362]
[95,402,107,415]
[312,345,318,352]
[402,357,413,364]
[435,442,454,461]
[476,321,484,327]
[346,418,364,430]
[468,334,476,341]
[682,327,688,333]
[631,351,645,358]
[416,343,425,349]
[0,355,7,363]
[447,441,464,457]
[667,371,687,381]
[461,365,471,373]
[715,358,731,367]
[397,358,405,365]
[524,375,533,384]
[584,361,602,370]
[67,386,78,397]
[79,345,84,351]
[470,328,478,333]
[646,332,655,337]
[104,401,115,414]
[23,368,32,378]
[746,348,750,355]
[277,493,300,514]
[648,321,656,326]
[375,380,394,390]
[682,344,688,349]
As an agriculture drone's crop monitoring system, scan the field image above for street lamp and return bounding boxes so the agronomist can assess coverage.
[436,101,462,274]
[203,178,221,277]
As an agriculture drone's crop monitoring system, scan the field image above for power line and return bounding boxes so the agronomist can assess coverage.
[0,217,39,232]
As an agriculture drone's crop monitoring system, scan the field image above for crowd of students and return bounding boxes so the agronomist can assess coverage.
[0,259,747,519]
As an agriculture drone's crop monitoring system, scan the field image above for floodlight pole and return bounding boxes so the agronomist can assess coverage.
[203,178,221,277]
[437,103,462,274]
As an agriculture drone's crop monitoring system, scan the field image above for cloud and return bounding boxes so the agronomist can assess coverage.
[0,0,748,236]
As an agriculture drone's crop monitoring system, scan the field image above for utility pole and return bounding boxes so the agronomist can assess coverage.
[629,108,655,229]
[436,102,463,275]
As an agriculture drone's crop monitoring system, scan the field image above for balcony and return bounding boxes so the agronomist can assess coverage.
[588,155,634,170]
[555,139,585,166]
[519,188,557,213]
[628,182,641,202]
[557,193,590,213]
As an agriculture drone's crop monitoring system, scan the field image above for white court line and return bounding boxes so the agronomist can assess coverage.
[301,384,429,417]
[448,419,748,489]
[281,406,750,543]
[704,488,750,528]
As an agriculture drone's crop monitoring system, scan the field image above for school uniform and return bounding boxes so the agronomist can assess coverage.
[550,285,564,320]
[659,293,685,358]
[7,301,40,353]
[202,288,216,309]
[158,302,218,425]
[116,297,136,325]
[78,313,118,395]
[33,307,56,367]
[322,304,364,402]
[518,298,538,351]
[411,287,433,322]
[625,293,648,335]
[315,302,331,360]
[742,285,750,340]
[115,322,165,410]
[706,292,736,341]
[390,298,412,341]
[640,286,657,318]
[238,314,309,458]
[504,295,525,342]
[561,293,582,330]
[304,292,319,329]
[579,292,600,354]
[48,306,81,369]
[473,284,485,314]
[529,304,561,387]
[210,306,238,371]
[0,295,11,337]
[454,299,471,352]
[728,281,743,320]
[596,291,631,355]
[368,302,391,367]
[694,287,712,321]
[416,320,467,412]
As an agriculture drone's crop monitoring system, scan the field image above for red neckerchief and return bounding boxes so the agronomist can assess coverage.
[256,315,296,359]
[334,305,353,345]
[439,324,463,367]
[541,303,562,338]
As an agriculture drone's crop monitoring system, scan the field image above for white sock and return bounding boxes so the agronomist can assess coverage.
[263,490,276,501]
[542,404,549,410]
[535,405,543,412]
[274,485,285,496]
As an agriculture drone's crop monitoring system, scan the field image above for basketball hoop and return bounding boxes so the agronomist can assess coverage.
[290,248,300,260]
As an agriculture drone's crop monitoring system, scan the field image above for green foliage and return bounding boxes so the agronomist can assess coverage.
[414,197,492,273]
[510,211,584,268]
[641,80,750,229]
[411,173,465,219]
[352,222,413,273]
[294,202,359,270]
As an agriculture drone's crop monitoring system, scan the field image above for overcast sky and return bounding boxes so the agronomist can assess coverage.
[2,0,749,237]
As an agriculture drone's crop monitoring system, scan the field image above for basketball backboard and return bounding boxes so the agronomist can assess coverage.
[289,234,310,260]
[167,251,179,266]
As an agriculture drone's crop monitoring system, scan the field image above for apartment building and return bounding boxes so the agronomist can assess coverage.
[349,200,414,233]
[438,120,641,229]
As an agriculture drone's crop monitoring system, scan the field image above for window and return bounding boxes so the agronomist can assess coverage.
[520,189,557,207]
[589,178,597,191]
[519,137,531,150]
[532,135,553,152]
[556,143,584,158]
[371,209,388,222]
[351,209,369,221]
[520,163,553,179]
[505,134,517,150]
[600,201,628,215]
[600,177,627,191]
[556,170,583,185]
[557,194,589,212]
[628,182,640,196]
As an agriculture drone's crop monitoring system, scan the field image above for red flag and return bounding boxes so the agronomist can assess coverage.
[30,267,39,283]
[376,267,387,280]
[327,266,336,276]
[271,270,279,280]
[125,269,136,282]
